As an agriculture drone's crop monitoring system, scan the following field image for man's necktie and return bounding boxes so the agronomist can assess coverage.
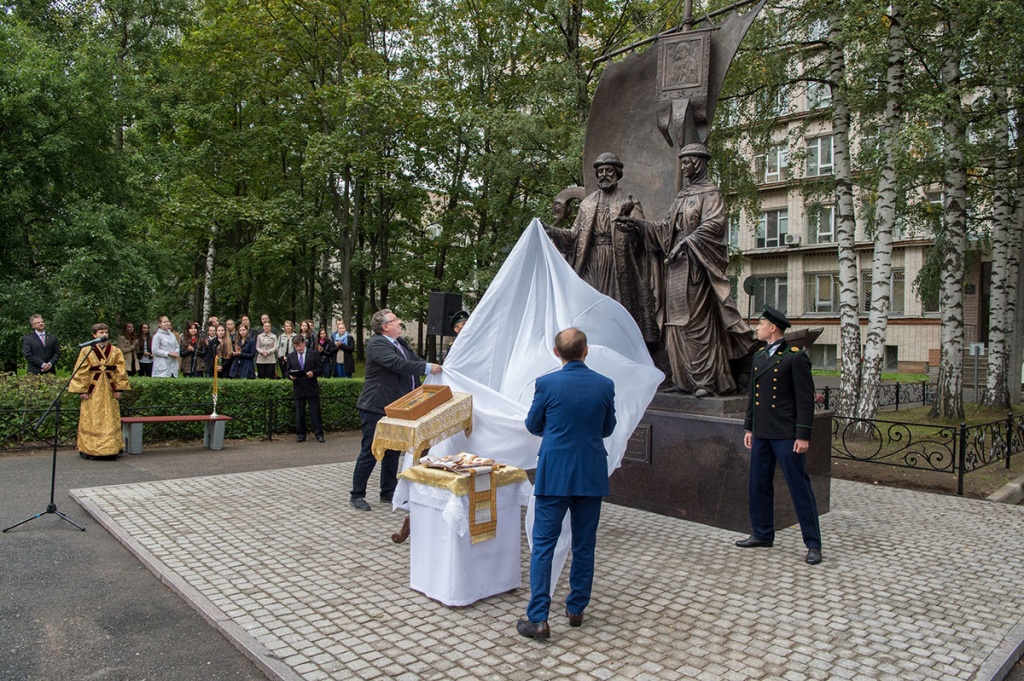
[299,352,304,370]
[395,342,415,390]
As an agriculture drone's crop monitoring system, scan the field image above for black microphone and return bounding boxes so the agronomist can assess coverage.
[78,336,109,348]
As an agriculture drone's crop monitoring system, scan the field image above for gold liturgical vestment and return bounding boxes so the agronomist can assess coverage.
[69,344,131,457]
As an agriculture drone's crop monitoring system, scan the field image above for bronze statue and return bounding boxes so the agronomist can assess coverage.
[545,153,659,343]
[617,143,755,396]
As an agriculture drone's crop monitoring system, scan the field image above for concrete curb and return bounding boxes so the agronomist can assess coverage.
[987,473,1024,505]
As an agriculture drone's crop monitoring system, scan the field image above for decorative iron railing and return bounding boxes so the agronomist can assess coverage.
[816,381,933,412]
[830,413,1024,494]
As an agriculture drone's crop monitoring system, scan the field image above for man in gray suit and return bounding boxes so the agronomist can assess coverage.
[349,309,442,511]
[23,314,60,375]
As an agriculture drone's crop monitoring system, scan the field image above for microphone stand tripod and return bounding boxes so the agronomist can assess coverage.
[3,346,96,533]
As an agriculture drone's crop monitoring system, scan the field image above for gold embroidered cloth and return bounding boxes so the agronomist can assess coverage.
[399,464,527,543]
[69,344,131,457]
[372,391,473,462]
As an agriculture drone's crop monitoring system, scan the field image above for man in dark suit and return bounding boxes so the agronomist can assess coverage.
[517,328,616,640]
[285,335,324,443]
[23,314,60,375]
[349,309,442,511]
[737,306,822,565]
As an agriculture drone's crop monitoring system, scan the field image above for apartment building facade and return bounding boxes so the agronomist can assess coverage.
[722,85,988,375]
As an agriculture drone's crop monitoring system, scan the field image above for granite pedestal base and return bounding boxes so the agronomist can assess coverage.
[607,408,831,534]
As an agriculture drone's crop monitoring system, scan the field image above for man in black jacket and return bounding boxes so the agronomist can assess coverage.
[349,309,442,511]
[23,314,60,375]
[286,335,324,443]
[736,306,822,565]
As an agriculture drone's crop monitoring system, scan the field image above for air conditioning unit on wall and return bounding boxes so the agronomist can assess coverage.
[784,233,802,246]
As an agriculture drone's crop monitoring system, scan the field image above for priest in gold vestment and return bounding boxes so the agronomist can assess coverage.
[69,323,131,459]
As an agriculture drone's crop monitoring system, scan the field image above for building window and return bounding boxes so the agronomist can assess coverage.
[860,269,905,315]
[920,287,940,313]
[804,272,839,313]
[806,135,834,176]
[756,147,789,184]
[771,87,791,118]
[728,215,740,248]
[809,205,835,244]
[753,276,788,314]
[807,81,832,110]
[729,275,739,304]
[808,19,829,41]
[885,345,899,372]
[1011,109,1019,150]
[807,344,838,370]
[756,209,789,248]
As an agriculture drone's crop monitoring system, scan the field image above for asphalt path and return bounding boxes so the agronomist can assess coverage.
[1,434,361,681]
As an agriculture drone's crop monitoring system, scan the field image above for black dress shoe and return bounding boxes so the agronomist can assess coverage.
[350,497,371,511]
[296,435,306,442]
[315,434,325,443]
[566,608,584,628]
[516,619,550,639]
[735,535,774,548]
[806,548,822,565]
[380,494,393,503]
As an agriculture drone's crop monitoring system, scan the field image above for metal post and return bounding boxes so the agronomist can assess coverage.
[824,386,831,411]
[895,382,901,411]
[956,422,967,496]
[1007,412,1014,470]
[267,400,275,442]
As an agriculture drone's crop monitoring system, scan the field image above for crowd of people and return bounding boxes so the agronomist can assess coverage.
[110,314,356,380]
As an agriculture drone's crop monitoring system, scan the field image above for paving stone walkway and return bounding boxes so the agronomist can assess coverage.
[70,464,1024,681]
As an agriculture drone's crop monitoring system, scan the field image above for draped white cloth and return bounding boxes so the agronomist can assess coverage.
[426,218,663,471]
[424,218,664,595]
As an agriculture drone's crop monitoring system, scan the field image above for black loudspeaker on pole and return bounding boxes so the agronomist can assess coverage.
[427,292,463,337]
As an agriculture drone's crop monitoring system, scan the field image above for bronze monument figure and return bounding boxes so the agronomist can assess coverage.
[616,143,756,395]
[545,153,659,343]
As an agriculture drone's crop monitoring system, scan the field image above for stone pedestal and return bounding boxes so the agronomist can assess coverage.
[608,398,831,534]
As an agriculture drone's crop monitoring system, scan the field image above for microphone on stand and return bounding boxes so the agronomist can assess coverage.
[78,336,109,348]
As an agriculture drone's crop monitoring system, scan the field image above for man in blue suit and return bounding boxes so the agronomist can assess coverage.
[517,328,616,640]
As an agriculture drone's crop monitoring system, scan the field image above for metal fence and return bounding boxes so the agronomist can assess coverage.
[831,412,1024,495]
[816,381,933,412]
[0,396,360,451]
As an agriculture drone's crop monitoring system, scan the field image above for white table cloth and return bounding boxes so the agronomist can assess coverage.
[395,475,531,606]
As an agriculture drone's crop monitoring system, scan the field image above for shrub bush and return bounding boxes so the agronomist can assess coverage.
[0,373,363,446]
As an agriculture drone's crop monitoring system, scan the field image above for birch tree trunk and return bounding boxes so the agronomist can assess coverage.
[931,30,967,420]
[983,89,1014,407]
[828,11,861,418]
[856,5,904,423]
[201,224,218,323]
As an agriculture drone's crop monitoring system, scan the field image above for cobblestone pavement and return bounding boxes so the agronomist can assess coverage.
[70,465,1024,681]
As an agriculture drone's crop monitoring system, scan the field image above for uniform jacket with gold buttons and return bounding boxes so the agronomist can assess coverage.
[743,339,814,440]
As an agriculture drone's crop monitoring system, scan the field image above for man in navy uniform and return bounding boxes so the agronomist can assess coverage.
[517,327,616,640]
[736,306,822,565]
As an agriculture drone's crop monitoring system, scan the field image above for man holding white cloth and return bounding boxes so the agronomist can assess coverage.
[517,328,616,640]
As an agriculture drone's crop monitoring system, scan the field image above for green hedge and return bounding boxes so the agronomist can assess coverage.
[0,373,363,446]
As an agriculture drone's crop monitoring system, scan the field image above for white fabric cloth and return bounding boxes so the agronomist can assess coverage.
[393,477,532,538]
[425,218,664,593]
[426,218,662,472]
[406,489,524,606]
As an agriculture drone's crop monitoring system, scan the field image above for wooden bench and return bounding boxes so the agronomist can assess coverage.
[121,415,233,455]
